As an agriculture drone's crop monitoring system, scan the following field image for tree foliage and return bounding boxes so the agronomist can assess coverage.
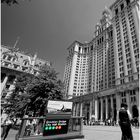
[1,0,30,5]
[1,0,19,5]
[4,65,64,118]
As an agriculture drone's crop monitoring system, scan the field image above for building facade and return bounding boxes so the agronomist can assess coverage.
[1,45,50,111]
[63,0,139,122]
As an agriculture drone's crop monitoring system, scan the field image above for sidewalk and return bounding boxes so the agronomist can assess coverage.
[5,125,139,140]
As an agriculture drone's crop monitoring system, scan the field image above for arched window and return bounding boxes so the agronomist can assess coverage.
[126,0,130,5]
[23,60,29,66]
[12,57,16,62]
[2,54,7,59]
[7,55,12,61]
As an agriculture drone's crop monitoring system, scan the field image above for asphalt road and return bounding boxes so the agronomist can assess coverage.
[3,125,139,140]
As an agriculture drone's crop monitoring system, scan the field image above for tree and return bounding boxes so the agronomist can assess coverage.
[1,0,30,5]
[4,65,64,118]
[1,0,19,5]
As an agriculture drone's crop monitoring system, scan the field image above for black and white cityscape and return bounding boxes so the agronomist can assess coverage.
[1,0,139,140]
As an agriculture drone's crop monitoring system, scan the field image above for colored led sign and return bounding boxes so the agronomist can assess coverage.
[43,119,69,136]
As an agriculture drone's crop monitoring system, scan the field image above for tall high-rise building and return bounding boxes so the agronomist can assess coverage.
[63,0,139,122]
[110,0,139,86]
[63,41,93,98]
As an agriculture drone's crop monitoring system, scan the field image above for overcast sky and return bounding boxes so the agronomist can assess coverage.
[2,0,115,80]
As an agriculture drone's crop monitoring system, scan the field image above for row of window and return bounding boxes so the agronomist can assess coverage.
[2,61,38,75]
[114,0,130,16]
[2,54,30,66]
[2,54,43,67]
[120,74,135,84]
[122,96,136,103]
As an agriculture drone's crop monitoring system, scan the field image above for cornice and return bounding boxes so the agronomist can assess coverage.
[67,40,94,50]
[69,92,98,103]
[116,80,139,92]
[97,88,116,97]
[69,80,139,102]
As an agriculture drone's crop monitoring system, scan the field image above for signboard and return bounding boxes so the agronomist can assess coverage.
[47,100,73,113]
[43,119,69,136]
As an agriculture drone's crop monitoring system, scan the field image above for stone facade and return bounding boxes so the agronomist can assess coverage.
[1,45,50,110]
[64,0,139,122]
[70,82,139,123]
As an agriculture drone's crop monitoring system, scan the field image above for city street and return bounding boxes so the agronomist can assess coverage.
[1,0,139,140]
[5,125,139,140]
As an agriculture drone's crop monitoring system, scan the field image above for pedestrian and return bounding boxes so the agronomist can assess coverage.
[132,105,139,128]
[108,119,111,126]
[1,116,13,140]
[118,103,133,140]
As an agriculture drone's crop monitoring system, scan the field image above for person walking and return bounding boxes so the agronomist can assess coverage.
[1,116,13,140]
[118,103,133,140]
[132,105,139,128]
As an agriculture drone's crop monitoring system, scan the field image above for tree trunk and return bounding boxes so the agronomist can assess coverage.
[33,108,36,117]
[44,101,48,115]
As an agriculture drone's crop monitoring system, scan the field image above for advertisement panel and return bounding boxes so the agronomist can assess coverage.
[47,100,73,113]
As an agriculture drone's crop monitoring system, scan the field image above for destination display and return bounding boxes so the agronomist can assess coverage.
[43,119,69,136]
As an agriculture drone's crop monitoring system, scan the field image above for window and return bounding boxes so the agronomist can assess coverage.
[128,70,132,74]
[115,8,118,15]
[127,64,131,69]
[24,61,28,66]
[121,4,124,11]
[128,76,133,81]
[14,64,19,69]
[110,31,113,37]
[7,55,12,61]
[120,79,124,84]
[79,47,81,52]
[73,93,76,96]
[121,92,126,97]
[22,67,28,71]
[130,96,136,102]
[13,57,16,62]
[122,98,126,103]
[97,40,99,45]
[2,55,6,59]
[102,37,104,42]
[126,0,130,5]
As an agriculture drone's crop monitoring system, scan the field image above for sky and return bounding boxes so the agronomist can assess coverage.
[2,0,115,80]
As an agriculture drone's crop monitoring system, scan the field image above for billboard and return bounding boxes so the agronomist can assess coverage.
[47,100,73,113]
